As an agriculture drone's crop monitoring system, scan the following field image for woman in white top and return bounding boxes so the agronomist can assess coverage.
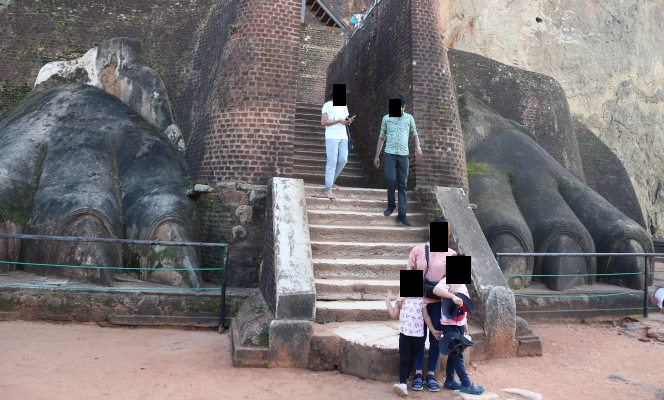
[321,89,355,199]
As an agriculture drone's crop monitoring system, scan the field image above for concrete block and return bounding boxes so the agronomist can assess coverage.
[268,319,313,368]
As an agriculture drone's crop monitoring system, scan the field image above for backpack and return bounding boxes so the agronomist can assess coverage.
[350,15,357,25]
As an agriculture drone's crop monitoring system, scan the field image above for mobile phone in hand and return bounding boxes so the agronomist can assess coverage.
[345,115,356,121]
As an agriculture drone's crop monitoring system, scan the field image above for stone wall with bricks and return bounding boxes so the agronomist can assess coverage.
[297,24,349,105]
[0,0,302,287]
[327,0,468,191]
[0,0,302,187]
[197,182,267,288]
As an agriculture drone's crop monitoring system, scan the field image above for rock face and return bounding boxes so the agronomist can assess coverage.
[0,84,202,287]
[0,37,202,287]
[439,0,664,235]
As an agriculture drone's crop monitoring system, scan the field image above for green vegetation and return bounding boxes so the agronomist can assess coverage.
[466,162,490,179]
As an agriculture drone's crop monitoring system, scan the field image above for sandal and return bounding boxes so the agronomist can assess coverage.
[411,373,424,391]
[460,383,484,395]
[443,380,462,390]
[425,374,440,392]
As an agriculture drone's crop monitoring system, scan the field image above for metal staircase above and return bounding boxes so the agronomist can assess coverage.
[304,0,352,29]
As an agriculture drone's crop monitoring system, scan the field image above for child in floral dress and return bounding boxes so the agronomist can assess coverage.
[386,289,440,396]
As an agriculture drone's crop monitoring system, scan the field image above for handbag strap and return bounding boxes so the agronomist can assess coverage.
[424,244,430,279]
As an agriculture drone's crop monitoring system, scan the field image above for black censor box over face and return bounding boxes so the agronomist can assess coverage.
[400,270,424,297]
[389,98,402,117]
[333,83,346,106]
[429,221,448,252]
[446,256,471,284]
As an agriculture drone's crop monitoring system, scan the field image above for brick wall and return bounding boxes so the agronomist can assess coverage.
[297,24,349,105]
[448,49,586,183]
[187,0,301,186]
[0,0,302,288]
[0,0,302,187]
[327,0,467,191]
[574,121,646,229]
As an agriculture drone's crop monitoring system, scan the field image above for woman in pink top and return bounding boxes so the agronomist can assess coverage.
[406,217,456,392]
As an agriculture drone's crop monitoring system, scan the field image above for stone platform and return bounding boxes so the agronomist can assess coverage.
[308,320,485,381]
[0,270,254,327]
[514,263,664,323]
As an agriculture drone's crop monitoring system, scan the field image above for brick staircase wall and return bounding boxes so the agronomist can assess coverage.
[297,24,350,105]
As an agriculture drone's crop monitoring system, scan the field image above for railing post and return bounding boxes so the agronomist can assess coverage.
[644,255,649,318]
[219,246,229,333]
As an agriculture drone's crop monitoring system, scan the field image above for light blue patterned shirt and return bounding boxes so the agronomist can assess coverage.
[379,112,418,156]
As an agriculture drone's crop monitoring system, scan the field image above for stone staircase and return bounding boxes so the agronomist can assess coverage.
[293,101,484,380]
[293,102,365,188]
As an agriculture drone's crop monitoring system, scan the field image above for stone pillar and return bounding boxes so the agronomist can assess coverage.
[260,177,315,367]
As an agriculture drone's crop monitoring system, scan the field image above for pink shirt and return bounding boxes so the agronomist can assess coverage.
[435,279,469,326]
[407,242,457,304]
[399,297,426,337]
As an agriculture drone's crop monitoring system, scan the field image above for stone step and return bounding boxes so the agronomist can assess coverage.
[309,224,426,242]
[307,209,427,226]
[310,241,422,258]
[306,198,421,213]
[295,119,325,128]
[295,149,327,159]
[315,278,399,300]
[294,173,365,187]
[292,156,361,168]
[313,258,404,279]
[296,105,320,115]
[294,142,328,152]
[308,321,485,381]
[304,184,417,201]
[295,127,323,136]
[316,300,391,323]
[293,164,364,177]
[294,136,326,146]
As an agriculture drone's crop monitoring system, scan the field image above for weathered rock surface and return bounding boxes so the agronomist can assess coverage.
[35,37,177,136]
[467,129,653,290]
[0,84,201,287]
[439,0,664,235]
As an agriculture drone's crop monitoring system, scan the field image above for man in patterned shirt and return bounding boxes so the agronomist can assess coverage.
[373,95,423,226]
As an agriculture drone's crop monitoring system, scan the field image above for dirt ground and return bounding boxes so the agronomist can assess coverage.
[1,316,663,400]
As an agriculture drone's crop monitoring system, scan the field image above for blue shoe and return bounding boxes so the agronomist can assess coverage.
[383,205,396,216]
[396,215,412,226]
[443,380,462,390]
[460,383,484,395]
[425,374,440,392]
[411,373,424,391]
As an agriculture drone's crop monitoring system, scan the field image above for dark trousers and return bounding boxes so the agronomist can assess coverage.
[440,325,471,386]
[413,301,442,373]
[384,153,409,217]
[398,333,425,384]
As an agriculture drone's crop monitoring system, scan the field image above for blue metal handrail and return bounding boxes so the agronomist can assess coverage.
[495,252,663,317]
[0,232,229,331]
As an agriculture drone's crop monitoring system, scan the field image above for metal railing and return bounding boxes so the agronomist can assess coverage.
[317,0,353,28]
[0,232,229,331]
[495,252,663,317]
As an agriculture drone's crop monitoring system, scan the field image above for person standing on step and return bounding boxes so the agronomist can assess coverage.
[385,289,440,397]
[321,86,354,200]
[432,280,485,395]
[406,217,456,392]
[374,94,422,225]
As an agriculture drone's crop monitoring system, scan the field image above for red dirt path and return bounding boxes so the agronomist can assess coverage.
[1,318,662,400]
